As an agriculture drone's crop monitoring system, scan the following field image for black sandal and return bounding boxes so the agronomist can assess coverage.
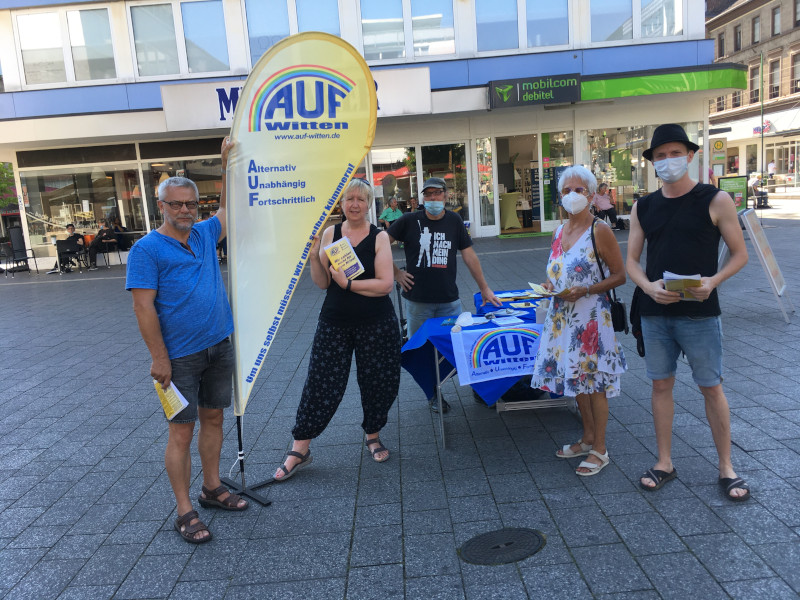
[365,437,389,463]
[174,510,212,544]
[719,477,750,502]
[639,468,677,491]
[274,449,312,482]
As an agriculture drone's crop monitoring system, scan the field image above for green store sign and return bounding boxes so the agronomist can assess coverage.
[490,74,581,108]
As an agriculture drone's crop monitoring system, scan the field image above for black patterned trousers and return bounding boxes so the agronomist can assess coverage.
[292,313,401,440]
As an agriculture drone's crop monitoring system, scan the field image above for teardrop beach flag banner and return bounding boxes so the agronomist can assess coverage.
[227,33,377,415]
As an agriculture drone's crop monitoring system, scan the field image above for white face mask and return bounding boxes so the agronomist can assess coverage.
[654,156,689,183]
[560,191,589,214]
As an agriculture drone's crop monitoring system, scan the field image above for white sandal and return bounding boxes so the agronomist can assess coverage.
[576,450,609,476]
[556,440,592,458]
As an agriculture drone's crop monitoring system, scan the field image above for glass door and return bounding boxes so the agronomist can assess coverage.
[420,142,469,225]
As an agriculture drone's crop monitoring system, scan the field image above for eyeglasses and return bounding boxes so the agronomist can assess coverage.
[422,189,445,198]
[161,200,199,210]
[561,187,587,196]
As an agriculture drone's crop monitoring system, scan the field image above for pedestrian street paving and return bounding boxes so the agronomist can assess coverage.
[1,199,799,599]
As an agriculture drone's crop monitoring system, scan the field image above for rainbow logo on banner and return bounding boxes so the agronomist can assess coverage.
[248,64,357,132]
[471,328,541,368]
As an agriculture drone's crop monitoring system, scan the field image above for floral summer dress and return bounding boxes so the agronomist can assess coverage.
[530,223,627,397]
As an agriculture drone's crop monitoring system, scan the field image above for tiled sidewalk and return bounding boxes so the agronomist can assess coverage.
[1,201,799,599]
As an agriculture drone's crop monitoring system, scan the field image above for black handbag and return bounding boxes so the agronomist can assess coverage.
[589,219,629,334]
[630,286,645,357]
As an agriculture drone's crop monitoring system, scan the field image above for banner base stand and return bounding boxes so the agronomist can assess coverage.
[221,476,272,506]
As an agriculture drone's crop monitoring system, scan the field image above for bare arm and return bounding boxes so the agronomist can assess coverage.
[461,246,501,307]
[217,136,231,240]
[688,190,748,300]
[309,226,334,290]
[329,230,394,297]
[131,288,172,387]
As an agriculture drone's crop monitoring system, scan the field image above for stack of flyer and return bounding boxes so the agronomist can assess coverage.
[154,380,189,420]
[324,237,365,280]
[663,271,701,301]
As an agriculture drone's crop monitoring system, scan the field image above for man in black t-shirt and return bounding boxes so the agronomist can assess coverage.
[627,124,750,502]
[388,177,501,413]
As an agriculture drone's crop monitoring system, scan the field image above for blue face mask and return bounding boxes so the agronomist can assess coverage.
[425,200,445,216]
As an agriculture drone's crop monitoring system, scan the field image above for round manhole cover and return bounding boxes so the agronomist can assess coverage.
[459,528,545,565]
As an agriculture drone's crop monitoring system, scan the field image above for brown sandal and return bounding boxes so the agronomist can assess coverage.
[174,510,212,544]
[198,485,248,511]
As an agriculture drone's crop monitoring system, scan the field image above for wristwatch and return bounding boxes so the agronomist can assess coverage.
[346,279,352,292]
[585,286,591,297]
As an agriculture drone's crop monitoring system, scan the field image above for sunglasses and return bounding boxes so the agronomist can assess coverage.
[561,187,587,196]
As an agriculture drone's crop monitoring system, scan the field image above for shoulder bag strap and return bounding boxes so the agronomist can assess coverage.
[589,218,618,304]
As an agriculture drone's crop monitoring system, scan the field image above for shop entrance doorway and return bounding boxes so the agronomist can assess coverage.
[494,134,540,235]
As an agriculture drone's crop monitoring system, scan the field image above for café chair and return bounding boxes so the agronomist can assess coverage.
[99,237,121,268]
[55,238,86,274]
[7,227,39,277]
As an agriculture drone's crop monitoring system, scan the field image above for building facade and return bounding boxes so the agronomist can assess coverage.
[707,0,800,183]
[0,0,744,259]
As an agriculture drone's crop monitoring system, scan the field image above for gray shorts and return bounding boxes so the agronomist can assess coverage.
[168,338,234,423]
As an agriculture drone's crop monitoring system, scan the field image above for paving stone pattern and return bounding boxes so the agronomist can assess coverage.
[2,200,800,599]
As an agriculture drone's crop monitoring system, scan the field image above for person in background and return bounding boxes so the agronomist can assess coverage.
[591,183,622,230]
[378,196,404,230]
[59,223,84,272]
[531,165,627,476]
[87,219,118,270]
[273,178,400,481]
[126,137,247,545]
[387,177,501,413]
[627,123,750,501]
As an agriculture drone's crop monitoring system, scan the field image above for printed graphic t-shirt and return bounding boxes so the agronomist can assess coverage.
[388,210,472,303]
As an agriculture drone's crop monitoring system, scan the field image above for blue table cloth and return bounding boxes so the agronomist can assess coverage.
[401,294,543,406]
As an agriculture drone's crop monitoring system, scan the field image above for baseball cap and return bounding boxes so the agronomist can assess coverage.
[422,177,446,191]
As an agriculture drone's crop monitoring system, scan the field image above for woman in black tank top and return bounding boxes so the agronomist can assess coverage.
[272,179,401,482]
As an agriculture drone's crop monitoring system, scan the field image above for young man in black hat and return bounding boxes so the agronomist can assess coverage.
[388,177,501,412]
[627,124,750,501]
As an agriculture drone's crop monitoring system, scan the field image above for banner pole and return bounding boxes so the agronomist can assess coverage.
[221,334,272,506]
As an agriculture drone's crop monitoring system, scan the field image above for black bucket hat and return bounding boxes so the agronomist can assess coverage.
[643,124,700,161]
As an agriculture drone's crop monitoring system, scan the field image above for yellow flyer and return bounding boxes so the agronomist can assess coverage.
[154,380,189,420]
[324,237,364,279]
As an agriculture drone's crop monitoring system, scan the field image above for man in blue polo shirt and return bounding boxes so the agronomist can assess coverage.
[126,138,247,544]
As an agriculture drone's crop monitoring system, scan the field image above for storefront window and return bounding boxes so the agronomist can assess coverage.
[296,0,340,35]
[17,13,67,84]
[527,0,569,47]
[370,147,416,218]
[245,0,289,66]
[182,1,229,73]
[411,0,455,56]
[746,144,757,175]
[590,0,632,43]
[584,127,650,216]
[361,0,405,61]
[131,4,180,77]
[476,139,495,227]
[542,131,573,220]
[20,164,142,258]
[421,143,468,222]
[476,0,518,52]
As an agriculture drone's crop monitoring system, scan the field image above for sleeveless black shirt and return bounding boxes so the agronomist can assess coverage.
[637,183,721,317]
[319,223,394,324]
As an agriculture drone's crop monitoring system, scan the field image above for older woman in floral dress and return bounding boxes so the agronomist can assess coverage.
[530,165,627,476]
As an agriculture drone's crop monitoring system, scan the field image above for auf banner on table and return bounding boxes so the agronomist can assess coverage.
[450,325,542,386]
[226,33,377,415]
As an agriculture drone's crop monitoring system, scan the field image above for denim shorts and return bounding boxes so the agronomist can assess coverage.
[641,315,723,387]
[168,338,234,423]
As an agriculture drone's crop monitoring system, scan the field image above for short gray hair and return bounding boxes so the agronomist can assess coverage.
[158,176,198,202]
[344,178,373,203]
[556,165,597,197]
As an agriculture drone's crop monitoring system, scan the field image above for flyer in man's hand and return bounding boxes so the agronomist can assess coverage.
[324,237,365,280]
[663,271,702,301]
[154,380,189,420]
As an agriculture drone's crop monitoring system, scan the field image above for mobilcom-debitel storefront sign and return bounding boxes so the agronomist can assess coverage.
[489,74,581,109]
